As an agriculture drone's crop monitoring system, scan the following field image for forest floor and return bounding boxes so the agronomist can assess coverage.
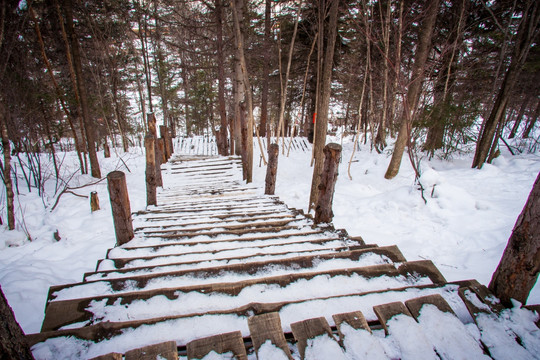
[0,134,538,338]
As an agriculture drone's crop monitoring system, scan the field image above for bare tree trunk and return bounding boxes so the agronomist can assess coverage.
[215,0,228,156]
[0,111,14,230]
[384,0,440,179]
[276,0,302,148]
[522,98,540,138]
[63,0,101,178]
[31,3,86,174]
[259,0,271,139]
[473,1,540,169]
[489,171,540,306]
[0,285,34,359]
[231,0,254,182]
[509,94,531,139]
[308,0,339,211]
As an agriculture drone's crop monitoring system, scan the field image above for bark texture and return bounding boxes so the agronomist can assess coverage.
[107,171,134,246]
[0,113,14,230]
[265,144,279,195]
[309,0,340,210]
[488,171,540,306]
[0,285,34,360]
[384,0,440,179]
[314,143,342,224]
[145,135,157,207]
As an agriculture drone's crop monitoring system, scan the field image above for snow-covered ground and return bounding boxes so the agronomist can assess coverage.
[0,135,538,340]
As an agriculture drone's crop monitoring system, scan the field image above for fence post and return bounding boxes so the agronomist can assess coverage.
[145,135,157,206]
[160,125,172,160]
[265,144,279,195]
[147,113,163,187]
[107,171,134,245]
[314,143,342,224]
[90,191,100,212]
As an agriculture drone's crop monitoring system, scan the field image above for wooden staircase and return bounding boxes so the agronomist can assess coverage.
[27,154,540,359]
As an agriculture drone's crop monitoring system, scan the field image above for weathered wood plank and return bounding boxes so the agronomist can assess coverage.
[405,294,456,319]
[125,340,178,360]
[247,312,293,359]
[332,311,371,342]
[373,301,412,335]
[290,317,336,360]
[186,331,247,360]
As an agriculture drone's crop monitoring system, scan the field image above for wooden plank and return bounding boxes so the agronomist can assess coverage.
[405,294,456,319]
[398,260,446,284]
[332,311,371,342]
[290,317,336,360]
[247,312,293,360]
[125,341,178,360]
[186,331,247,360]
[373,301,412,335]
[89,353,122,360]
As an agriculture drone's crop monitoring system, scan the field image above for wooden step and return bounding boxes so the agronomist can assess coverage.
[108,230,336,256]
[100,238,365,270]
[47,246,408,302]
[30,280,477,352]
[42,261,446,333]
[88,244,369,281]
[134,218,307,236]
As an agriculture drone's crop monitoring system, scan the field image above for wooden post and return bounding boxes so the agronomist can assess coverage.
[265,144,279,195]
[90,191,100,211]
[147,113,163,187]
[103,141,110,158]
[107,171,134,245]
[314,143,342,224]
[145,135,157,206]
[158,138,166,163]
[160,125,172,160]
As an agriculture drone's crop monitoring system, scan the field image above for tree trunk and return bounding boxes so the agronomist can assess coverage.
[522,98,540,138]
[63,0,101,178]
[215,0,229,156]
[231,0,253,182]
[384,0,440,179]
[0,285,34,360]
[509,94,531,139]
[473,1,540,169]
[0,112,14,230]
[259,0,271,138]
[308,0,340,211]
[489,171,540,306]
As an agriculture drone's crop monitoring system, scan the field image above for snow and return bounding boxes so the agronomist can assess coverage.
[0,136,539,358]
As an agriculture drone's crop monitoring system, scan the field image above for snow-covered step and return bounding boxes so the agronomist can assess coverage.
[29,281,477,359]
[111,230,335,253]
[134,218,309,237]
[47,246,408,302]
[100,238,365,270]
[42,262,433,332]
[133,208,294,223]
[88,244,370,280]
[133,213,298,230]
